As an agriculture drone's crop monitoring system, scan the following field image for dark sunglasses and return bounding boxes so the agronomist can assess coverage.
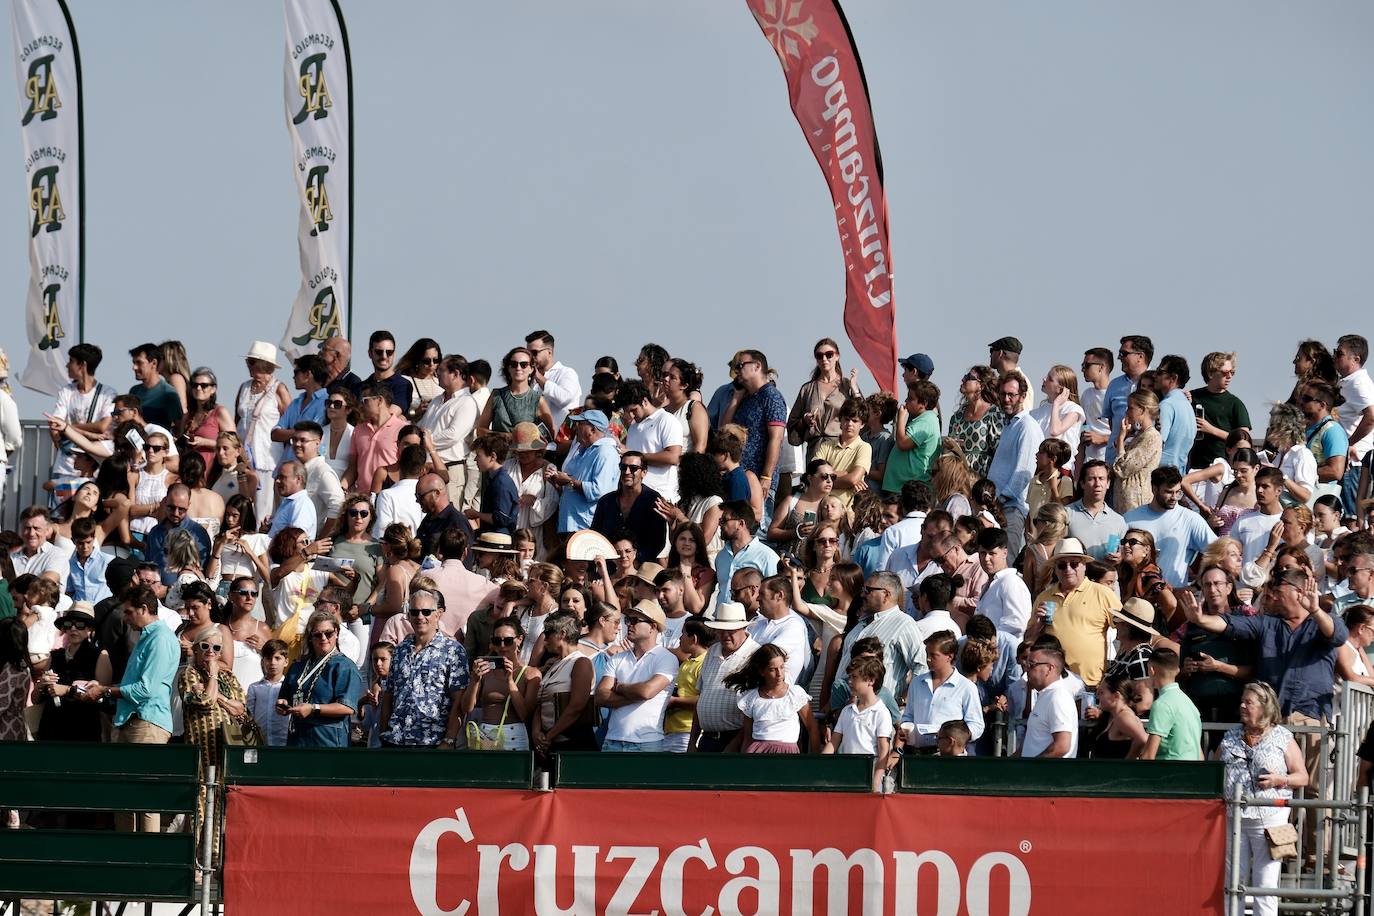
[620,463,644,473]
[346,508,371,518]
[508,361,531,369]
[309,630,337,639]
[407,607,439,618]
[1055,560,1084,571]
[147,444,168,453]
[490,635,518,646]
[233,588,259,598]
[421,357,441,365]
[372,348,394,357]
[59,621,90,631]
[1119,538,1145,549]
[814,350,837,359]
[1299,395,1319,404]
[326,400,346,409]
[815,537,839,545]
[816,473,836,481]
[191,382,215,390]
[195,642,223,654]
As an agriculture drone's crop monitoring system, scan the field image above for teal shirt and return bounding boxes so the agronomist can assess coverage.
[114,619,180,731]
[1146,682,1203,760]
[882,409,941,492]
[129,378,184,428]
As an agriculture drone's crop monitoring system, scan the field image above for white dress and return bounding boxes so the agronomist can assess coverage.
[323,424,353,478]
[235,380,282,521]
[131,467,170,536]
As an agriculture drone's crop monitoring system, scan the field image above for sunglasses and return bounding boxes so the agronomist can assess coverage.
[620,464,644,473]
[1055,560,1084,571]
[1299,395,1319,404]
[59,621,90,631]
[733,360,759,372]
[816,473,836,481]
[372,349,394,357]
[814,351,837,360]
[420,357,441,365]
[195,642,223,654]
[310,630,337,639]
[233,589,259,597]
[962,374,978,382]
[326,400,346,409]
[346,508,371,518]
[407,607,439,618]
[191,382,215,390]
[508,361,531,369]
[490,635,518,646]
[147,444,168,453]
[1119,538,1144,549]
[815,537,839,545]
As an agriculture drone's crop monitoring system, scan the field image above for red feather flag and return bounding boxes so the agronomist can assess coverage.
[746,0,898,393]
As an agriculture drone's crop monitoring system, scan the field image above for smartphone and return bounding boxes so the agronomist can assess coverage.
[480,656,507,668]
[802,510,817,525]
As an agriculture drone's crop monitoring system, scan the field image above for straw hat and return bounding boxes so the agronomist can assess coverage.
[705,602,750,630]
[1109,598,1163,639]
[472,532,518,554]
[510,422,548,452]
[55,602,96,629]
[632,562,666,587]
[625,599,667,631]
[243,340,281,368]
[1048,537,1093,565]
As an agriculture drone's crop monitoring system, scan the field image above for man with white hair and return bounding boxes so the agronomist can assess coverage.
[689,602,760,752]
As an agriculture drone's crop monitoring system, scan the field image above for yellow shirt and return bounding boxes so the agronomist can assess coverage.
[814,437,873,507]
[1037,580,1119,687]
[664,652,706,735]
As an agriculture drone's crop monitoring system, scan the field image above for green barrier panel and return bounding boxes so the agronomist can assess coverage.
[555,751,877,791]
[223,746,534,788]
[0,829,196,901]
[899,756,1224,798]
[0,740,200,813]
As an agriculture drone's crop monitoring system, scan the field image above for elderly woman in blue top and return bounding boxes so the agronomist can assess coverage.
[548,410,620,533]
[278,609,364,747]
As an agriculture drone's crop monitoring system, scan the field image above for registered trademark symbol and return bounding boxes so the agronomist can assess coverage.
[1019,840,1032,853]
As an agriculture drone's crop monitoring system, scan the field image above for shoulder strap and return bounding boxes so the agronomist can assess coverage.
[1306,416,1334,447]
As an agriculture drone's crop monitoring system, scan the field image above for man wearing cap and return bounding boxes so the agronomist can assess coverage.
[420,355,479,508]
[128,342,183,429]
[901,353,935,389]
[596,600,679,752]
[1026,538,1120,688]
[550,410,621,535]
[591,450,668,563]
[988,338,1032,414]
[690,602,761,752]
[502,423,559,556]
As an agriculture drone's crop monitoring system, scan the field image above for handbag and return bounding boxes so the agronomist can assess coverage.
[1263,822,1298,860]
[220,713,263,748]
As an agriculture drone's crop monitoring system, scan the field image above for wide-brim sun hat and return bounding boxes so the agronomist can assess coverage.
[243,340,282,368]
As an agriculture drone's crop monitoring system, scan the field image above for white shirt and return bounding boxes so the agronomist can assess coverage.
[1021,677,1079,758]
[975,567,1032,642]
[737,684,810,742]
[625,407,684,502]
[373,478,423,538]
[1277,445,1317,500]
[1080,385,1108,463]
[10,543,69,589]
[541,362,583,429]
[420,389,478,464]
[303,455,345,528]
[833,698,894,755]
[1030,399,1085,466]
[602,645,679,744]
[49,380,115,476]
[1340,368,1374,461]
[746,611,810,685]
[1231,508,1283,564]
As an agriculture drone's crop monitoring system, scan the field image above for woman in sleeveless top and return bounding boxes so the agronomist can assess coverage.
[235,347,289,522]
[1089,672,1147,759]
[129,429,174,538]
[177,452,224,541]
[662,358,708,454]
[397,337,444,422]
[462,616,541,751]
[476,347,554,436]
[364,524,422,645]
[532,611,597,762]
[1337,605,1374,688]
[1200,449,1258,536]
[766,460,835,557]
[786,338,861,460]
[323,390,356,478]
[179,367,234,470]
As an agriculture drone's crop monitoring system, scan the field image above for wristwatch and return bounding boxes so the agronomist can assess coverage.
[439,737,456,747]
[312,703,321,716]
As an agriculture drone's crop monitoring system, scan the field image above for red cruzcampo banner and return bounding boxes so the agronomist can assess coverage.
[223,786,1224,914]
[747,0,899,394]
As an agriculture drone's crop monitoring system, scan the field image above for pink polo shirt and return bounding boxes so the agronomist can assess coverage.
[350,414,405,491]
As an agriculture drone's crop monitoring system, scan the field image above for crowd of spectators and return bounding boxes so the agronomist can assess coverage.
[3,329,1374,899]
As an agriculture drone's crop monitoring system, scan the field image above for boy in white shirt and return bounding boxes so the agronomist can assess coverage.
[936,720,972,757]
[246,639,291,747]
[824,655,893,792]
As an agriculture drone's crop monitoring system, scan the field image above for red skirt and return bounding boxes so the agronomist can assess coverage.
[745,740,799,754]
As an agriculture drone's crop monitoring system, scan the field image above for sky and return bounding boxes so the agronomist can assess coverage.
[2,1,1372,421]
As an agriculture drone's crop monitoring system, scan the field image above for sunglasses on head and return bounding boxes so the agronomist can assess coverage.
[490,635,518,646]
[195,642,223,654]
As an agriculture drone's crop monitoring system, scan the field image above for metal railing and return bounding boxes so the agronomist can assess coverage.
[1,419,58,530]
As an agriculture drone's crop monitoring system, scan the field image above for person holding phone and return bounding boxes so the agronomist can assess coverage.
[277,609,363,748]
[766,459,835,557]
[461,616,539,750]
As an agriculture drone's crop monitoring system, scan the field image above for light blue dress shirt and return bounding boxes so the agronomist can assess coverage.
[987,410,1044,513]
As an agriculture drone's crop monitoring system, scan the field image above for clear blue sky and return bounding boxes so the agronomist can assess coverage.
[4,1,1372,421]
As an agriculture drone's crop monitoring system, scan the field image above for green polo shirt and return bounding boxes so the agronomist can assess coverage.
[1147,682,1203,760]
[882,409,940,493]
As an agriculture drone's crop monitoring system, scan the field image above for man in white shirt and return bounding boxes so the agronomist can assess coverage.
[1230,467,1285,564]
[876,480,930,571]
[372,444,425,538]
[48,342,115,484]
[746,573,811,685]
[420,355,479,508]
[974,527,1031,643]
[10,507,68,587]
[596,602,679,752]
[290,422,344,537]
[899,632,984,752]
[526,329,582,429]
[1018,640,1078,758]
[266,461,317,540]
[1335,334,1374,519]
[1077,347,1113,465]
[619,380,684,502]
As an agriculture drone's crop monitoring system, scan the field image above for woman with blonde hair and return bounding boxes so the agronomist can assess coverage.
[1022,502,1069,596]
[1031,365,1085,464]
[207,430,258,506]
[931,442,975,519]
[180,621,251,857]
[1112,389,1162,513]
[362,523,422,644]
[159,340,192,414]
[521,562,562,666]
